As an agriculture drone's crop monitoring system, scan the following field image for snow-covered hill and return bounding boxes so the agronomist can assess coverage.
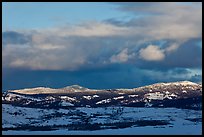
[2,81,202,135]
[2,81,202,109]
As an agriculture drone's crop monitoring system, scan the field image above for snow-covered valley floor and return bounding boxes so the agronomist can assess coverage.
[2,104,202,135]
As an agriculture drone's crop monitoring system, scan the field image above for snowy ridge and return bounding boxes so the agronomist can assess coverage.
[3,81,202,109]
[8,87,56,95]
[7,81,201,95]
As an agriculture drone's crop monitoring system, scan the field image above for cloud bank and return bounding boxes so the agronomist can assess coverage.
[2,2,202,73]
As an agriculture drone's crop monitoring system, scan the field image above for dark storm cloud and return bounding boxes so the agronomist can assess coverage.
[164,39,202,68]
[3,63,200,91]
[1,64,160,91]
[189,74,202,83]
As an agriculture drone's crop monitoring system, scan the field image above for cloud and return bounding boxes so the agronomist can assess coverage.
[108,2,202,41]
[2,38,87,70]
[189,74,202,83]
[2,3,202,72]
[2,27,132,71]
[139,45,165,61]
[2,30,201,71]
[2,31,31,45]
[110,48,135,63]
[133,39,202,70]
[165,43,180,53]
[141,67,202,83]
[34,21,129,38]
[164,39,202,68]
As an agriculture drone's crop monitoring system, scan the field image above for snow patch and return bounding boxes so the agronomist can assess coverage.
[165,91,170,94]
[60,96,76,101]
[96,99,111,104]
[93,95,99,98]
[113,96,124,100]
[146,92,164,100]
[83,96,92,100]
[128,95,138,98]
[45,96,55,100]
[169,93,177,97]
[182,90,187,93]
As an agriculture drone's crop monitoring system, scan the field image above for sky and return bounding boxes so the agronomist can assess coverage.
[2,2,202,90]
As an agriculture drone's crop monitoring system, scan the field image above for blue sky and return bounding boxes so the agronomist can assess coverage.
[2,2,202,90]
[3,2,132,31]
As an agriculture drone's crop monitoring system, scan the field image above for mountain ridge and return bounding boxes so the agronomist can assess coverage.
[6,80,202,95]
[2,81,202,110]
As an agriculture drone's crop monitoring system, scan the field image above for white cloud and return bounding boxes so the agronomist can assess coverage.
[36,21,129,37]
[35,44,66,50]
[139,45,165,61]
[165,43,180,53]
[110,48,128,63]
[10,59,26,67]
[2,43,87,71]
[110,48,135,63]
